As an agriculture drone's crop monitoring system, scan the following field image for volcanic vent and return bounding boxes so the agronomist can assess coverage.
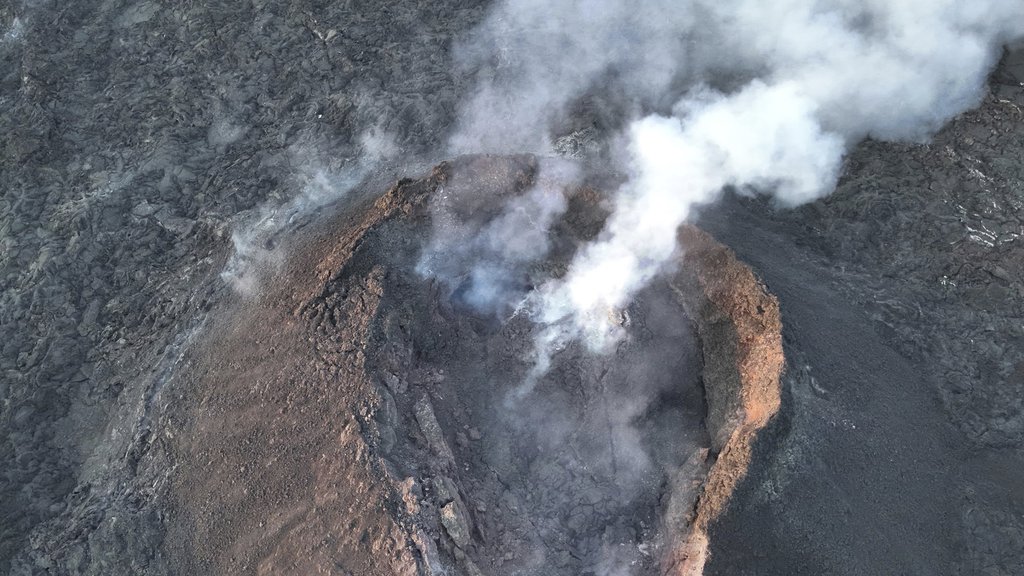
[167,155,783,576]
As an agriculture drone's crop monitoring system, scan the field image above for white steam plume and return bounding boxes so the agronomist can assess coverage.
[449,0,1024,362]
[417,158,580,316]
[449,0,698,154]
[537,82,845,349]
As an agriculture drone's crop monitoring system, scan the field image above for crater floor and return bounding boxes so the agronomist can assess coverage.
[164,156,781,576]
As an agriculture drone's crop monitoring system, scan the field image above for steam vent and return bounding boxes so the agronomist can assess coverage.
[166,156,783,575]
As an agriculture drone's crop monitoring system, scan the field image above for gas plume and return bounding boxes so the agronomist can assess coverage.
[448,0,1024,354]
[416,157,580,316]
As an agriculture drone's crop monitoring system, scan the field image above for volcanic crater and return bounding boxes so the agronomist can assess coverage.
[166,155,783,576]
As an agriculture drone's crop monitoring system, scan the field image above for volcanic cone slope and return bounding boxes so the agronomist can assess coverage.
[166,155,783,576]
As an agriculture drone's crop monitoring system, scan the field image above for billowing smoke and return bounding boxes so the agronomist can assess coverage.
[534,83,845,350]
[447,0,1024,359]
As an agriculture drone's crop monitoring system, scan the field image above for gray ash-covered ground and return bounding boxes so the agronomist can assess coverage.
[1,0,1023,574]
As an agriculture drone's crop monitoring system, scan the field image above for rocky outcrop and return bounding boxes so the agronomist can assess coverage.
[664,225,785,575]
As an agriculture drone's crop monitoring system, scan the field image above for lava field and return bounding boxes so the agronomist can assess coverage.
[2,2,1024,576]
